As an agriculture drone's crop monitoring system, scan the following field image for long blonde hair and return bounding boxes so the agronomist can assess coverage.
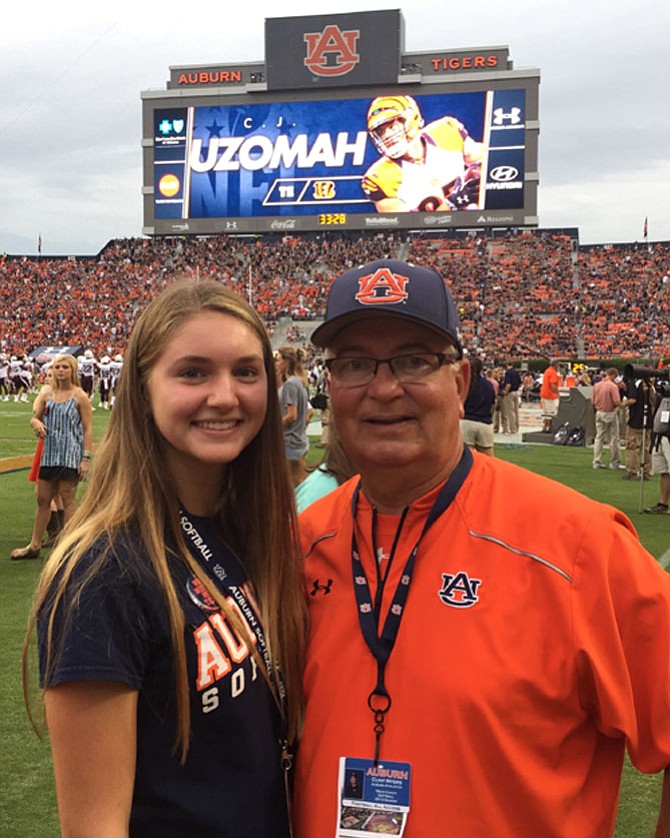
[278,345,308,387]
[24,280,306,757]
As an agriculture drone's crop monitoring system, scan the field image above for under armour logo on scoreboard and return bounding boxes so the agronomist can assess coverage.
[492,107,522,125]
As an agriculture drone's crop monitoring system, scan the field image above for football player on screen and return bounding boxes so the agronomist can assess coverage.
[361,95,485,213]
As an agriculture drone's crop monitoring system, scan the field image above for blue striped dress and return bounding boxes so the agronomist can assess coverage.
[41,398,83,470]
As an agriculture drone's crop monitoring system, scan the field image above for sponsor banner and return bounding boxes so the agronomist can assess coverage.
[30,346,82,365]
[265,10,401,90]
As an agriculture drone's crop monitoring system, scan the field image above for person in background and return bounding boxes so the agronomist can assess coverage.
[23,280,306,837]
[487,367,502,433]
[312,363,330,449]
[78,349,97,409]
[460,355,496,456]
[276,346,310,488]
[26,365,65,547]
[592,367,623,470]
[540,358,561,433]
[295,423,356,513]
[110,354,124,408]
[645,380,670,514]
[578,368,592,387]
[11,355,92,560]
[294,258,670,838]
[620,375,653,481]
[500,359,521,434]
[521,369,536,403]
[0,353,9,401]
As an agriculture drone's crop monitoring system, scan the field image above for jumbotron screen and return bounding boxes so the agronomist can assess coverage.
[147,85,533,235]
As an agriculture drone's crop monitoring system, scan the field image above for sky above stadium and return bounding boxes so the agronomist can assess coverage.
[1,0,667,255]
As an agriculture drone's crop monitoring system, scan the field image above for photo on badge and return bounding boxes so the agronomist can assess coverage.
[336,757,411,837]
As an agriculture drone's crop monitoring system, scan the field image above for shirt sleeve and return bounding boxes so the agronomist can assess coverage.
[572,509,670,773]
[38,545,160,691]
[284,377,302,407]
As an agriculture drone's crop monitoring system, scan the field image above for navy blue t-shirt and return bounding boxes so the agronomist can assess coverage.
[503,367,522,392]
[464,376,496,424]
[38,530,289,838]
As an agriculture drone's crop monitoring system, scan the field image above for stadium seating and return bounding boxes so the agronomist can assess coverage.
[1,230,668,362]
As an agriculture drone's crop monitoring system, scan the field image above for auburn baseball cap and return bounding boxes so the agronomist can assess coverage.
[311,259,463,356]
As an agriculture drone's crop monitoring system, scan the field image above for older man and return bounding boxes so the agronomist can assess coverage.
[294,259,670,838]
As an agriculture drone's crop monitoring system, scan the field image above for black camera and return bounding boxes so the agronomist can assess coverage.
[623,364,670,383]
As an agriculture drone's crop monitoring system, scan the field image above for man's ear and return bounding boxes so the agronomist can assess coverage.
[456,359,471,411]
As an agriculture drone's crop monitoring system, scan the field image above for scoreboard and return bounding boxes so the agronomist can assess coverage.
[141,11,539,236]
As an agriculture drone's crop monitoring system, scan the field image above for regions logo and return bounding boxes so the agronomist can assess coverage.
[304,25,360,77]
[438,571,482,608]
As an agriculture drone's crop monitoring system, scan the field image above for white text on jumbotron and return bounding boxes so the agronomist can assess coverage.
[190,132,368,172]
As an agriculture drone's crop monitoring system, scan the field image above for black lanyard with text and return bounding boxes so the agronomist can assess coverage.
[178,508,283,703]
[350,446,473,763]
[179,508,294,827]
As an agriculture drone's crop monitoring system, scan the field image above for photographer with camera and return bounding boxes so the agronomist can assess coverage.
[624,365,670,512]
[642,372,670,514]
[620,375,654,481]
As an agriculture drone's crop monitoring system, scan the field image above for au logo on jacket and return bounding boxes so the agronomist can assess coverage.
[438,571,482,608]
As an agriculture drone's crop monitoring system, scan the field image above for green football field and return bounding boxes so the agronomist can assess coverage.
[0,399,668,836]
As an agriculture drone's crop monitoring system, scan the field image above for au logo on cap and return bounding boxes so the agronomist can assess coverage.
[355,268,409,305]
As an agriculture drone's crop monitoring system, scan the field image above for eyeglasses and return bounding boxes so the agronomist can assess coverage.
[324,352,459,387]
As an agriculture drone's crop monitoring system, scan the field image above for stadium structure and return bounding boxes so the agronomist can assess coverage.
[141,9,539,237]
[2,10,669,366]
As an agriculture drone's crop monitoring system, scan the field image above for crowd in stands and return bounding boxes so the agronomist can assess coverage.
[2,230,669,363]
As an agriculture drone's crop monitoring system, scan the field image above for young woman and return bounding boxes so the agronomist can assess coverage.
[24,281,306,837]
[275,346,310,487]
[26,365,65,547]
[12,354,93,560]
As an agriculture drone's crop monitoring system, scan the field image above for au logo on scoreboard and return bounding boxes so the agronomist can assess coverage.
[303,25,360,78]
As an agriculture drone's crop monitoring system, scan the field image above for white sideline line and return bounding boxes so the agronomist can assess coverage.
[660,548,670,570]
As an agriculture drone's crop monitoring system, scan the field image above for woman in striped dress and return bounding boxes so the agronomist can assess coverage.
[11,354,93,560]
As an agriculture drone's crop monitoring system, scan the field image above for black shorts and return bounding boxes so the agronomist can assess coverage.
[39,466,79,482]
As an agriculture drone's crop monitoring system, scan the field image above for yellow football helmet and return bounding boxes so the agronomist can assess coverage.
[366,95,425,159]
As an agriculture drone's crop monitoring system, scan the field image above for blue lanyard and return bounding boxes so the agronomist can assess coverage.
[350,446,473,762]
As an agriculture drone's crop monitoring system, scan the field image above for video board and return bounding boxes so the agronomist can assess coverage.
[141,11,539,236]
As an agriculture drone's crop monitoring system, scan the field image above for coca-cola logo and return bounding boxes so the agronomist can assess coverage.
[270,219,297,230]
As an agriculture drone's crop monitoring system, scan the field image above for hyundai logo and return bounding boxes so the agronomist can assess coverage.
[490,166,519,182]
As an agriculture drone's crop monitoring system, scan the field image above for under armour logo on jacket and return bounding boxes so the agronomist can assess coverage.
[311,579,333,596]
